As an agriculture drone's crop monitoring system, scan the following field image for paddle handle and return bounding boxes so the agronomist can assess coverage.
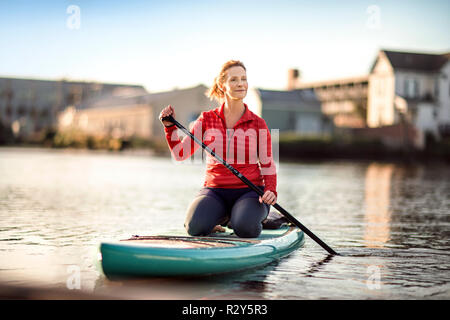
[161,115,338,255]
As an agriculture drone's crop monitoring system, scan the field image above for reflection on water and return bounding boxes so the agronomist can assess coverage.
[0,147,449,299]
[364,163,394,248]
[301,254,335,277]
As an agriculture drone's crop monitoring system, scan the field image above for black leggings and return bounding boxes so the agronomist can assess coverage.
[184,187,270,238]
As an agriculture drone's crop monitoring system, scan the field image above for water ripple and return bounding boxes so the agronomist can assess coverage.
[1,149,449,299]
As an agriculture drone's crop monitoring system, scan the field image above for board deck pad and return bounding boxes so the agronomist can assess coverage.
[121,236,241,248]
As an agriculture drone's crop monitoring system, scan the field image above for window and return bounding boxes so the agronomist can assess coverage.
[414,80,419,98]
[434,80,439,99]
[404,78,419,98]
[17,105,26,116]
[404,79,409,97]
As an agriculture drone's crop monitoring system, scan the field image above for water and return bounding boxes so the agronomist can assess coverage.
[0,147,449,299]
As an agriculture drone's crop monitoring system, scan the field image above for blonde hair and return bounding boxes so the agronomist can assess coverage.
[206,60,246,102]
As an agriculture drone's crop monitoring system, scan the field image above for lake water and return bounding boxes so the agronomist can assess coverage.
[0,147,449,299]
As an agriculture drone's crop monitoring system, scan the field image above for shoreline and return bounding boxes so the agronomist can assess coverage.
[1,144,448,165]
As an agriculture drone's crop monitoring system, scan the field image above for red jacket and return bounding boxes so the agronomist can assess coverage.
[164,103,277,196]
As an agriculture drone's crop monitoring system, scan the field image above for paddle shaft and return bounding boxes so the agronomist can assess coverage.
[162,115,338,255]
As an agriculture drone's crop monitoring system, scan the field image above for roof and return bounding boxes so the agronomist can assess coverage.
[255,88,321,112]
[80,84,209,110]
[79,87,149,109]
[258,88,319,103]
[146,84,208,104]
[382,50,450,72]
[0,76,145,111]
[296,75,369,89]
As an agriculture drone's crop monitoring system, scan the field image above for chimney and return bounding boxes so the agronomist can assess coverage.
[287,68,300,90]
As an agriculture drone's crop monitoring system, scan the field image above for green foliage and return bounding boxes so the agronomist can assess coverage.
[50,130,168,152]
[52,129,124,151]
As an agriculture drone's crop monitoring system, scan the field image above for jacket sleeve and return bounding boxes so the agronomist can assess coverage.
[164,113,205,161]
[257,118,277,197]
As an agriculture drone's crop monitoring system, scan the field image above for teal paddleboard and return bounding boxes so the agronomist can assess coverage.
[100,226,304,278]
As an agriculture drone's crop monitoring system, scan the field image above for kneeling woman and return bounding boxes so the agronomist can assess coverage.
[159,60,277,238]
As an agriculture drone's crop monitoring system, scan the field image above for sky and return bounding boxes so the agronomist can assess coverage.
[0,0,449,93]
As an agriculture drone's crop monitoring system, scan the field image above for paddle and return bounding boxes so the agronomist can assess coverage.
[162,115,339,256]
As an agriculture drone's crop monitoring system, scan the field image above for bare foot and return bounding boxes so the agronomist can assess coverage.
[212,225,226,233]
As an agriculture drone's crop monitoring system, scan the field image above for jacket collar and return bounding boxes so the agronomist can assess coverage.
[215,102,256,128]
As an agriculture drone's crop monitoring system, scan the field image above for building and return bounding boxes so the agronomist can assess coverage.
[60,82,327,142]
[368,49,450,141]
[246,87,332,135]
[143,84,219,138]
[58,105,153,140]
[287,49,450,149]
[0,77,145,139]
[296,75,369,128]
[58,84,219,140]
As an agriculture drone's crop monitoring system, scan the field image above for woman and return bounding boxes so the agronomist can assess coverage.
[159,60,277,238]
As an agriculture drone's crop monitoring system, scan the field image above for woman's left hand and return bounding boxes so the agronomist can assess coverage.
[259,191,277,205]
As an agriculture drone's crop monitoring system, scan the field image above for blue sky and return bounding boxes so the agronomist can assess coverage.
[1,0,449,92]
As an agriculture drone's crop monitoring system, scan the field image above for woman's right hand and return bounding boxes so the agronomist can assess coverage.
[159,105,176,127]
